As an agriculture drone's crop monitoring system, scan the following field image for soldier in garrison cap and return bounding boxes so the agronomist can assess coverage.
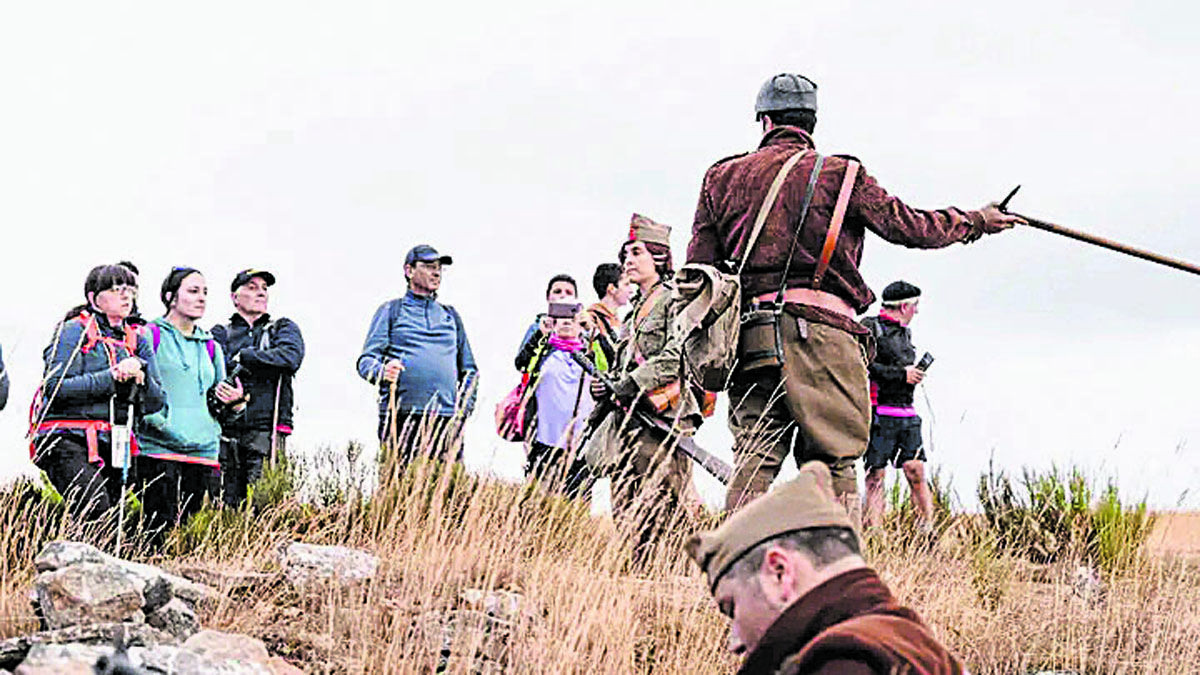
[584,213,704,563]
[687,73,1023,520]
[686,462,966,674]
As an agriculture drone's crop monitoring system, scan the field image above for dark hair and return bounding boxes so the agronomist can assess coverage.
[592,263,622,299]
[729,527,860,580]
[764,109,817,134]
[65,264,138,321]
[618,241,674,279]
[116,260,140,277]
[545,273,577,299]
[160,267,203,309]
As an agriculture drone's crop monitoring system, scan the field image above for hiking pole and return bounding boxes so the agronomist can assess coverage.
[999,186,1200,277]
[111,382,137,557]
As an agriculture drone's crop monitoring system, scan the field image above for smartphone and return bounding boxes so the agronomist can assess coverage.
[916,352,934,371]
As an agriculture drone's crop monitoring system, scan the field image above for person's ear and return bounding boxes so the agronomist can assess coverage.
[86,291,96,309]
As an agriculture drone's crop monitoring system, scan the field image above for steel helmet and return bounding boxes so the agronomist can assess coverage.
[755,73,818,120]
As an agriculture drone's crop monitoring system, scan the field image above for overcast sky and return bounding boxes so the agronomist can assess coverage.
[2,1,1198,510]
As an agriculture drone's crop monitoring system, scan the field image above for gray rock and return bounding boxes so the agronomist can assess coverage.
[460,589,526,622]
[136,645,271,674]
[0,623,172,669]
[414,610,512,663]
[182,630,271,666]
[13,643,114,675]
[33,541,108,573]
[146,598,200,642]
[33,542,220,615]
[279,542,378,586]
[33,562,145,630]
[1070,565,1105,604]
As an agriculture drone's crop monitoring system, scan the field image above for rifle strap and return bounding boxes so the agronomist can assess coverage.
[773,153,826,305]
[737,150,812,276]
[812,160,860,289]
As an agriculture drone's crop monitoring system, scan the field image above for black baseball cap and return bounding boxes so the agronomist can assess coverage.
[405,245,453,266]
[231,268,276,292]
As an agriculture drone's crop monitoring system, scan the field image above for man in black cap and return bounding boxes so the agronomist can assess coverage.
[212,268,306,506]
[860,281,932,528]
[357,245,478,468]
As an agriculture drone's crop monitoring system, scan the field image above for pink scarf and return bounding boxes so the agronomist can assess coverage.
[548,334,585,353]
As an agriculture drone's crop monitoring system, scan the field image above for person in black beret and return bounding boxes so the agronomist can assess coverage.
[860,280,934,528]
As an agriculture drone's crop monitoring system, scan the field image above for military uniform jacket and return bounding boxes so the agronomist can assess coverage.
[610,279,700,424]
[737,568,965,675]
[687,126,984,314]
[584,279,697,470]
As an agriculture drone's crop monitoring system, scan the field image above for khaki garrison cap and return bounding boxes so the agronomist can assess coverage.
[627,213,672,247]
[685,461,855,591]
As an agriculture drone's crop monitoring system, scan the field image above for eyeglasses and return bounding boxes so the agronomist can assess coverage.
[104,285,137,296]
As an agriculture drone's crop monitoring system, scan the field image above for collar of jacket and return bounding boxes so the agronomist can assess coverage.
[758,126,816,152]
[229,312,272,328]
[737,567,892,675]
[877,313,903,327]
[405,289,438,303]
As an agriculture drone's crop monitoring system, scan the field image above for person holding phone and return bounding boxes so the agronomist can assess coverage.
[860,281,934,529]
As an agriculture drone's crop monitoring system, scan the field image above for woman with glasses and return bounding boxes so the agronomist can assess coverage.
[138,267,245,544]
[33,264,165,522]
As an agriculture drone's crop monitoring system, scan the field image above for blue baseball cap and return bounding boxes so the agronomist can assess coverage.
[404,244,453,266]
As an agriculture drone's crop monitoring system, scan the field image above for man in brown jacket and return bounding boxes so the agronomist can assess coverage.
[687,73,1022,516]
[686,462,966,674]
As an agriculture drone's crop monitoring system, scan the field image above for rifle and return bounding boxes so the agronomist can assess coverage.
[568,351,733,484]
[999,186,1200,277]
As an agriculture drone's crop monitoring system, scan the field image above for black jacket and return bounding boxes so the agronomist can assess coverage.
[862,314,917,408]
[212,313,304,432]
[39,312,165,426]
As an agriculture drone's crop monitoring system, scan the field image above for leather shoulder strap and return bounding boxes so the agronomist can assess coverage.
[737,150,810,275]
[812,160,860,289]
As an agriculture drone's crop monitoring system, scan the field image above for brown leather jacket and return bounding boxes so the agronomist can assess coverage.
[687,127,984,314]
[737,568,965,675]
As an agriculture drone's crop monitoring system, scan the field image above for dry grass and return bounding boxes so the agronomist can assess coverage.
[2,443,1199,673]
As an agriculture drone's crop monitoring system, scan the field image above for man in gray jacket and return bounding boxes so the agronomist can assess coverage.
[357,245,478,467]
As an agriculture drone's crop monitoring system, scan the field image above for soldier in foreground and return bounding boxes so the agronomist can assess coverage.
[686,462,966,674]
[687,73,1021,519]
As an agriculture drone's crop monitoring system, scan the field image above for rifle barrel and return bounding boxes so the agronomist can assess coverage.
[1013,212,1200,277]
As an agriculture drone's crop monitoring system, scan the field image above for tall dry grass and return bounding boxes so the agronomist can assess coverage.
[1,434,1198,673]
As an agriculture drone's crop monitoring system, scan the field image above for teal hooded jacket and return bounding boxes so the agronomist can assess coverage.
[138,317,227,466]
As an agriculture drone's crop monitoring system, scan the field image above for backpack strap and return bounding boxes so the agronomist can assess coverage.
[737,150,811,275]
[149,323,161,353]
[812,160,861,289]
[206,339,217,364]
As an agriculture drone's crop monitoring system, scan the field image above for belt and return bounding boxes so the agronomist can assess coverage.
[754,288,855,320]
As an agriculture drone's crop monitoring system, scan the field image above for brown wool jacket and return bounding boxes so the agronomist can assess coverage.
[687,127,984,314]
[737,568,965,675]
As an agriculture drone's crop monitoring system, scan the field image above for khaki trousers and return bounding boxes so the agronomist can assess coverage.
[609,427,692,562]
[726,316,870,515]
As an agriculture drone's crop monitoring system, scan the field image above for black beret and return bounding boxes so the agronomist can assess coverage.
[882,280,921,303]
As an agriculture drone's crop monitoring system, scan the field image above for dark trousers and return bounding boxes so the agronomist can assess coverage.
[526,441,594,500]
[138,456,219,545]
[378,412,464,467]
[36,434,122,522]
[220,429,284,506]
